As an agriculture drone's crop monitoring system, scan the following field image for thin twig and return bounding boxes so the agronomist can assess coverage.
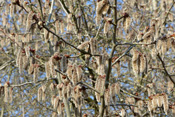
[157,53,175,84]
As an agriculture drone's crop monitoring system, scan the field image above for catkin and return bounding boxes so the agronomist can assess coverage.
[66,65,73,79]
[104,88,110,106]
[123,16,131,33]
[37,87,42,101]
[45,62,51,80]
[9,87,13,103]
[76,65,82,82]
[104,17,112,34]
[26,11,34,32]
[19,52,23,74]
[23,1,29,12]
[120,109,125,117]
[54,96,60,109]
[33,66,39,83]
[140,54,146,73]
[72,68,78,85]
[50,83,55,92]
[163,94,169,115]
[60,20,64,33]
[42,85,46,101]
[57,83,63,100]
[168,81,174,93]
[22,55,29,70]
[77,41,90,49]
[148,99,153,112]
[67,14,72,32]
[61,56,68,73]
[10,4,14,17]
[28,63,34,74]
[55,20,60,34]
[4,82,8,102]
[90,38,96,55]
[96,0,109,25]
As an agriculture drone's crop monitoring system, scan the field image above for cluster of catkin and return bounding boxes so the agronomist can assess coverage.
[0,82,13,103]
[51,96,64,115]
[45,52,62,79]
[148,93,169,115]
[72,85,84,112]
[131,49,147,77]
[96,0,110,25]
[66,64,83,85]
[37,84,46,101]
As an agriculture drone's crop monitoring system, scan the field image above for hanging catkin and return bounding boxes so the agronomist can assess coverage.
[104,17,112,34]
[77,41,90,49]
[163,93,169,115]
[37,87,42,101]
[132,50,140,76]
[45,61,51,80]
[140,54,146,73]
[4,82,8,102]
[96,0,109,25]
[76,65,82,82]
[42,85,46,101]
[33,65,39,83]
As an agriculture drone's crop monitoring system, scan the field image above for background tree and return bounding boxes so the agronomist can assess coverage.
[0,0,175,116]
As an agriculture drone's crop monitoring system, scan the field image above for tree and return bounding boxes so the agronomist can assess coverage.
[0,0,175,116]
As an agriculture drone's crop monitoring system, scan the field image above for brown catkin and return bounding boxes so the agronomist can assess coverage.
[4,82,8,102]
[9,88,13,102]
